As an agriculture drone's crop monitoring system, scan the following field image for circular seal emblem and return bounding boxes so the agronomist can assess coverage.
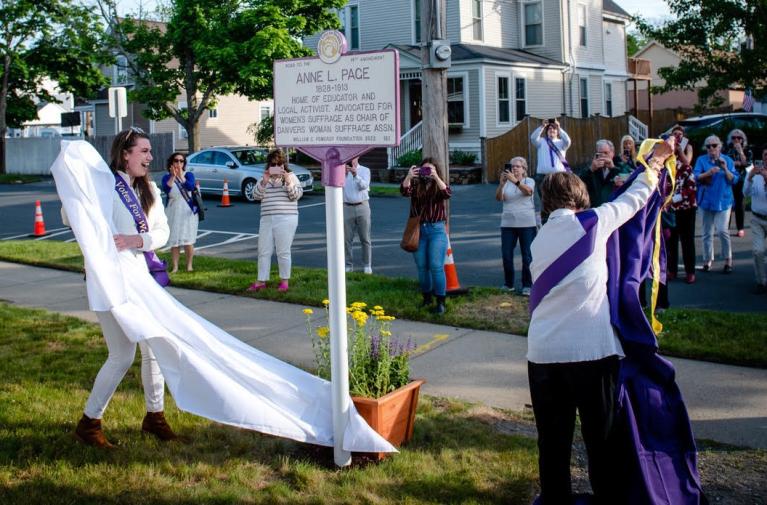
[317,30,347,64]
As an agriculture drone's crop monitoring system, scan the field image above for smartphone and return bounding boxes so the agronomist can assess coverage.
[623,149,631,157]
[547,118,556,124]
[268,166,284,176]
[680,137,689,151]
[504,163,513,172]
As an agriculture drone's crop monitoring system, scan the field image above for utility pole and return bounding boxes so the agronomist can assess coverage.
[421,0,450,194]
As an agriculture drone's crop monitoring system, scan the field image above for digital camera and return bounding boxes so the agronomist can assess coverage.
[419,166,432,177]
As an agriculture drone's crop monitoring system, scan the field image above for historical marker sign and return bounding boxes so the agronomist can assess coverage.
[273,49,400,147]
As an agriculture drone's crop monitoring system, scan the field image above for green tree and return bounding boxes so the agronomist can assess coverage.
[99,0,344,153]
[635,0,767,107]
[0,0,107,174]
[626,30,647,57]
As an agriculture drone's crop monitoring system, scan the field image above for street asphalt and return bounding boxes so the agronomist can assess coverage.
[1,260,765,450]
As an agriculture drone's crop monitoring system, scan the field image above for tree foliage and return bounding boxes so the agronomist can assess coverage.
[0,0,108,173]
[626,30,647,57]
[635,0,767,107]
[101,0,345,153]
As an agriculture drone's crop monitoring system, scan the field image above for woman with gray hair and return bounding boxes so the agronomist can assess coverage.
[725,128,753,237]
[496,156,536,295]
[694,134,740,273]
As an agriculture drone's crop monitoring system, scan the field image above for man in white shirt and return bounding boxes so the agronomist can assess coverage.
[343,157,372,274]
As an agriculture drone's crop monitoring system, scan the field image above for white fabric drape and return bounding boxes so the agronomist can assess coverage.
[51,140,395,453]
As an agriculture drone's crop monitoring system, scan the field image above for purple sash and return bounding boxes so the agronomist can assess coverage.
[114,173,170,287]
[174,178,199,215]
[528,210,597,314]
[545,137,572,172]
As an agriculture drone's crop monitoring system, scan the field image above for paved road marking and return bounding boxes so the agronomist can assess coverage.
[195,232,258,251]
[412,333,450,356]
[2,227,69,240]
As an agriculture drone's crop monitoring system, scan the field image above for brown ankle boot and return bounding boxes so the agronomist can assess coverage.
[142,411,179,441]
[74,414,115,449]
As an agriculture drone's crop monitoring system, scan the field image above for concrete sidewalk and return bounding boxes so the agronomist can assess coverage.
[1,260,765,449]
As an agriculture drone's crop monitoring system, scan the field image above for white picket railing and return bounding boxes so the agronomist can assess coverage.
[387,121,423,168]
[628,115,649,141]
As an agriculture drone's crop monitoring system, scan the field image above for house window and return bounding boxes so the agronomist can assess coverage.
[515,78,527,121]
[604,82,613,117]
[208,108,218,119]
[498,76,510,123]
[349,5,360,50]
[413,0,421,44]
[578,4,587,47]
[260,105,272,122]
[114,55,129,85]
[523,1,543,46]
[580,78,589,118]
[472,0,483,40]
[447,77,465,125]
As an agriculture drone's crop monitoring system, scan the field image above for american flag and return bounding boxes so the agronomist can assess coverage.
[742,88,754,112]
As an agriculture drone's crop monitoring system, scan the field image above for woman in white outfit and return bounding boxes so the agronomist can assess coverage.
[530,119,572,223]
[247,149,303,293]
[72,127,178,447]
[161,152,199,273]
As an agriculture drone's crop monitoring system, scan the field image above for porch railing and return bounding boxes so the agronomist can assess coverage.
[387,121,423,167]
[628,115,649,141]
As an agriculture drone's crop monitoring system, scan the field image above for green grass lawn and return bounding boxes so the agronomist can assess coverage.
[0,240,765,368]
[0,302,540,504]
[0,174,42,184]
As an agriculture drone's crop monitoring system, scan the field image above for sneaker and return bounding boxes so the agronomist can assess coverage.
[363,266,373,274]
[702,263,711,272]
[737,229,745,238]
[246,281,267,292]
[685,273,696,284]
[723,264,733,274]
[277,280,289,292]
[521,287,531,297]
[500,285,515,293]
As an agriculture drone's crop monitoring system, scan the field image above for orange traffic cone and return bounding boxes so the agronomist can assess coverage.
[32,200,47,237]
[444,237,468,295]
[218,178,232,207]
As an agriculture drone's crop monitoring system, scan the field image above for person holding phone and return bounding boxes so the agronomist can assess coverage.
[247,149,303,292]
[530,118,572,224]
[161,152,199,273]
[496,157,536,295]
[343,157,372,274]
[579,139,620,207]
[667,125,698,283]
[726,128,753,237]
[694,135,739,273]
[614,135,638,179]
[744,150,767,293]
[400,158,452,314]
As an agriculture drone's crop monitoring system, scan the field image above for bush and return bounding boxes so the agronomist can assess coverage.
[450,150,477,166]
[397,149,422,167]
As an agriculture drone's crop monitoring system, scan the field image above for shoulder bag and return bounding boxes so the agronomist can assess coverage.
[400,206,422,253]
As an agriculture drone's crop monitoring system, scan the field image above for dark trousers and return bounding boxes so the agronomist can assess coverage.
[667,207,697,276]
[732,177,745,231]
[528,357,620,505]
[501,226,537,289]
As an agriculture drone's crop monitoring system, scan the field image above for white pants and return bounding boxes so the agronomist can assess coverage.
[752,214,767,285]
[701,208,732,263]
[83,311,165,419]
[257,214,298,281]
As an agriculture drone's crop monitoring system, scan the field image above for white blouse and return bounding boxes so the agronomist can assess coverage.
[500,177,536,228]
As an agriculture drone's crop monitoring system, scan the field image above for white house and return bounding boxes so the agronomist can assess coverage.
[305,0,633,162]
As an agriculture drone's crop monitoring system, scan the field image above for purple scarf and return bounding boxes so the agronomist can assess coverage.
[114,173,170,287]
[545,137,571,172]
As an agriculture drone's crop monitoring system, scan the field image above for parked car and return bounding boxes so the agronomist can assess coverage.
[187,146,314,203]
[665,112,767,159]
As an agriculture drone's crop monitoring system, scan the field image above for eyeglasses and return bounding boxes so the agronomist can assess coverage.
[706,144,719,149]
[511,165,524,169]
[732,136,743,140]
[172,158,185,163]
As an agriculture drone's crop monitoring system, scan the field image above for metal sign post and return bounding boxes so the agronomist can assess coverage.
[273,31,400,467]
[108,86,128,133]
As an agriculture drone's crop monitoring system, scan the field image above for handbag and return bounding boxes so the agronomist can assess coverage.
[192,188,206,221]
[400,211,422,252]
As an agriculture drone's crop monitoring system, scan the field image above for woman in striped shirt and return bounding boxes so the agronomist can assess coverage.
[247,149,303,293]
[400,158,452,314]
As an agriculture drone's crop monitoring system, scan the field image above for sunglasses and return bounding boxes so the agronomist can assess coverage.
[172,158,185,163]
[706,144,719,149]
[732,136,743,140]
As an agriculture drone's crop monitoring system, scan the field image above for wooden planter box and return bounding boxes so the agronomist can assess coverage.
[352,379,425,460]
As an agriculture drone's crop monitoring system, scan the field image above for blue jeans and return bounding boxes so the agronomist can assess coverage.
[501,226,536,289]
[413,222,449,296]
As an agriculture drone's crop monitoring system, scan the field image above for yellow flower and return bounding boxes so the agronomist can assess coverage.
[376,315,396,322]
[381,330,392,337]
[351,301,367,309]
[353,311,368,326]
[316,326,330,338]
[373,305,383,311]
[303,308,314,315]
[322,299,330,306]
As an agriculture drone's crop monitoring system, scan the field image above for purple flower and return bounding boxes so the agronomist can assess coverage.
[370,333,381,360]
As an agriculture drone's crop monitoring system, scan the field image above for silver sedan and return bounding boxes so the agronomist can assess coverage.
[187,146,314,203]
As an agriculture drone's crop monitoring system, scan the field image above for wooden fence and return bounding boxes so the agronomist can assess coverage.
[484,115,634,182]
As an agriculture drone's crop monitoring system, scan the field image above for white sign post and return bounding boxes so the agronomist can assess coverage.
[108,86,128,133]
[274,32,399,468]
